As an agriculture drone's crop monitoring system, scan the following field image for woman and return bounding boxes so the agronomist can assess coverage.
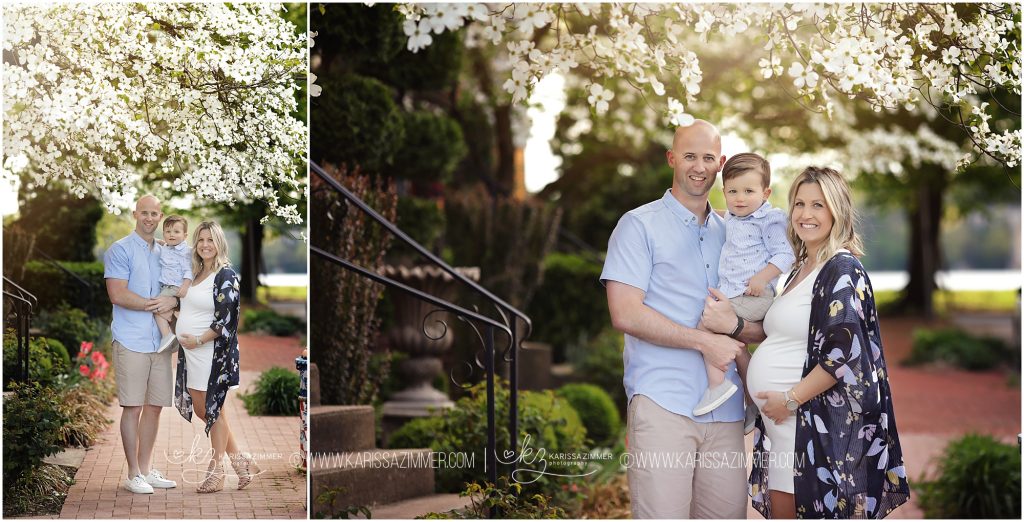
[736,167,910,518]
[174,220,259,493]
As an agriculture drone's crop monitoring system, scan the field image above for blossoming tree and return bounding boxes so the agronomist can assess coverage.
[398,2,1020,315]
[399,3,1020,170]
[2,3,308,224]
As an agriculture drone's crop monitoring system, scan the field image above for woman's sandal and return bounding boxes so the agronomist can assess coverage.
[230,452,261,490]
[196,459,225,493]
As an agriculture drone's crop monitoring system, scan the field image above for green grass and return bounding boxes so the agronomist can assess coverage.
[257,285,306,304]
[874,289,1017,313]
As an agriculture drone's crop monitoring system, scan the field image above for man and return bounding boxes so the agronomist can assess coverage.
[104,195,179,494]
[601,120,748,518]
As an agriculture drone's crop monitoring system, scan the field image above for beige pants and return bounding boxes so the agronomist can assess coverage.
[112,340,174,407]
[626,394,747,519]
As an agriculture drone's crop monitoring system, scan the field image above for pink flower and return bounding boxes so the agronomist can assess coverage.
[91,351,104,364]
[80,341,93,355]
[79,365,90,377]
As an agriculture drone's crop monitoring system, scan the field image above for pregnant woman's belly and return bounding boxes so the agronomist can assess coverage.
[746,337,806,410]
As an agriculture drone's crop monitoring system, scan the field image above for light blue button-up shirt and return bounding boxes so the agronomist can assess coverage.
[600,189,743,422]
[159,241,193,287]
[719,201,795,299]
[104,231,162,353]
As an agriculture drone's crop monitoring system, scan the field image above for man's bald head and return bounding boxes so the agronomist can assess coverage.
[132,194,163,240]
[136,194,161,211]
[672,119,721,150]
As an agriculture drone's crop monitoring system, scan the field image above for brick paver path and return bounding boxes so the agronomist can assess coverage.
[59,333,307,519]
[745,315,1020,519]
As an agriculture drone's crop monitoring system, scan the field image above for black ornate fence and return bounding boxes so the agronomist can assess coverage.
[3,276,38,385]
[310,162,531,503]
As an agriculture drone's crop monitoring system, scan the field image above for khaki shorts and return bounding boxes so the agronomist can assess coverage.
[158,285,180,297]
[626,395,747,519]
[729,286,776,323]
[112,340,174,407]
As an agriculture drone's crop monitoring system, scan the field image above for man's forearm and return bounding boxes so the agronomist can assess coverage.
[612,304,709,353]
[108,288,152,311]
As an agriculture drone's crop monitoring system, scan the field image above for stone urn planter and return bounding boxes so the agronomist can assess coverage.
[380,265,480,430]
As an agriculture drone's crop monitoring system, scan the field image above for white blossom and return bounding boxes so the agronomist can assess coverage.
[3,3,308,223]
[396,2,1021,168]
[587,84,614,115]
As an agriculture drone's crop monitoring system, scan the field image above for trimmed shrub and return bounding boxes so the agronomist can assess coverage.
[904,328,1008,371]
[36,305,101,368]
[21,261,107,318]
[311,3,405,68]
[527,252,609,363]
[390,111,467,185]
[389,381,586,495]
[917,434,1021,518]
[241,367,300,415]
[2,382,69,484]
[241,308,305,337]
[310,73,405,173]
[556,383,621,447]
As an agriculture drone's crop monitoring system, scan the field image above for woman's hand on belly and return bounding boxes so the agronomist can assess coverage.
[177,333,199,349]
[756,391,792,424]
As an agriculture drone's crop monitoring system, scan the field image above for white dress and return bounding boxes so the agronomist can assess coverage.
[176,274,216,391]
[745,264,822,494]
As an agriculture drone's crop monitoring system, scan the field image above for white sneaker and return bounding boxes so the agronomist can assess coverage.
[124,474,155,494]
[157,333,177,353]
[144,468,177,489]
[693,381,738,416]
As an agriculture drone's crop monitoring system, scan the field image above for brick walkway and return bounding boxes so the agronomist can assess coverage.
[745,315,1020,519]
[59,334,307,519]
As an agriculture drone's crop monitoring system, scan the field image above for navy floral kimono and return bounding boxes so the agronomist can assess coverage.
[750,252,910,518]
[174,266,241,435]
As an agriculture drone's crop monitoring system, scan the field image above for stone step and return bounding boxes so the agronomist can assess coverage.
[311,449,435,515]
[311,404,375,453]
[356,493,469,519]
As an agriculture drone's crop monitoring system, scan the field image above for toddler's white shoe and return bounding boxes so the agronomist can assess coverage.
[693,381,738,416]
[157,333,177,353]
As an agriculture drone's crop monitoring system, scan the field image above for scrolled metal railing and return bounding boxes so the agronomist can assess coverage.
[310,161,532,502]
[3,276,38,385]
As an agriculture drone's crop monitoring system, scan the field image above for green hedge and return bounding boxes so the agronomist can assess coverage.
[917,434,1021,518]
[310,73,405,173]
[904,328,1008,371]
[526,253,609,363]
[574,327,627,417]
[21,261,108,318]
[389,381,586,495]
[240,309,305,337]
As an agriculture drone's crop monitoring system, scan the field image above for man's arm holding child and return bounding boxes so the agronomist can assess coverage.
[106,279,176,313]
[607,281,745,371]
[702,287,767,344]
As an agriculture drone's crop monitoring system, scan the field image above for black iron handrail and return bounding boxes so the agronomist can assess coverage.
[3,276,37,385]
[311,161,531,504]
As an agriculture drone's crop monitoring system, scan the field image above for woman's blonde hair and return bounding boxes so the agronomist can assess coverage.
[191,221,231,277]
[787,166,864,266]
